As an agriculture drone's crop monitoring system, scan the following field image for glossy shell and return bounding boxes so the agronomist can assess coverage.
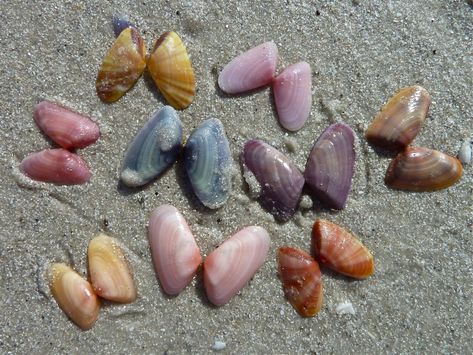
[88,234,137,303]
[184,119,233,209]
[147,31,195,110]
[20,149,91,185]
[242,140,304,221]
[49,263,100,330]
[273,61,312,131]
[112,17,136,37]
[385,147,463,191]
[277,247,323,317]
[96,27,146,103]
[304,123,355,210]
[203,226,270,306]
[33,101,100,149]
[120,106,182,187]
[366,86,431,151]
[218,41,278,94]
[148,205,202,295]
[312,219,374,279]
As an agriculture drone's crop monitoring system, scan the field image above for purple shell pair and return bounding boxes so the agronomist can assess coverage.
[242,123,355,221]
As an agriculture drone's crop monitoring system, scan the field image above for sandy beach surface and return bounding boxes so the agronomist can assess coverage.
[1,1,472,353]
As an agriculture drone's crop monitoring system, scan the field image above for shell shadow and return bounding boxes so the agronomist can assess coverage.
[193,266,217,308]
[368,144,401,159]
[143,69,168,106]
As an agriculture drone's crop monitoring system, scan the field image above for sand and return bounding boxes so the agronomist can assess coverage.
[1,0,472,353]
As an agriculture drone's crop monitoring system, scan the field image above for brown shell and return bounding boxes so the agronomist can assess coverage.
[147,31,195,110]
[277,247,323,317]
[96,27,146,103]
[366,86,431,151]
[385,147,463,191]
[312,219,374,279]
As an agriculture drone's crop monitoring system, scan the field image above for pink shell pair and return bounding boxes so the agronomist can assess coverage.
[20,101,100,185]
[148,204,270,306]
[218,41,312,131]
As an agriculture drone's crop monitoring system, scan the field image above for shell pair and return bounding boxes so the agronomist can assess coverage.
[96,20,195,110]
[278,219,374,317]
[366,86,463,191]
[218,41,312,132]
[49,234,136,330]
[241,122,356,221]
[120,106,234,209]
[20,101,100,185]
[148,204,270,306]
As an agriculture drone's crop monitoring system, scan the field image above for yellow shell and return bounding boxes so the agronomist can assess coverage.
[96,27,146,103]
[147,31,196,109]
[49,263,100,330]
[88,233,137,303]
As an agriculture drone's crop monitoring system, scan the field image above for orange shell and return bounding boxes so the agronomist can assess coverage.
[147,31,195,110]
[96,27,146,103]
[277,247,323,317]
[312,219,374,279]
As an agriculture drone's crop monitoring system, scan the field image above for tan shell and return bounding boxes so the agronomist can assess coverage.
[88,234,137,303]
[49,263,100,330]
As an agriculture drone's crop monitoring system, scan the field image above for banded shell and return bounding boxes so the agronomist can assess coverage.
[147,31,195,110]
[33,101,100,149]
[49,263,100,330]
[385,147,463,191]
[120,106,182,187]
[273,61,312,131]
[277,247,323,317]
[218,41,278,94]
[148,204,202,295]
[20,149,91,185]
[366,86,431,151]
[88,234,137,303]
[312,219,374,279]
[96,27,146,103]
[304,123,355,210]
[242,140,304,221]
[203,226,270,306]
[184,119,233,209]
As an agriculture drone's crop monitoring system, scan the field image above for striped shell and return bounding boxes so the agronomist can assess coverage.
[312,219,374,279]
[277,247,323,317]
[385,147,463,191]
[147,31,195,110]
[96,27,146,103]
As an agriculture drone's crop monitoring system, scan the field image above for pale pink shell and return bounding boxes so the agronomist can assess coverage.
[148,204,202,295]
[203,226,270,306]
[273,61,312,131]
[218,41,278,94]
[34,101,100,149]
[20,149,91,185]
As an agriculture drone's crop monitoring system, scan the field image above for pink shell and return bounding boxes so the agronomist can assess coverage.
[203,226,270,306]
[34,101,100,149]
[148,205,202,295]
[20,149,91,185]
[273,61,312,131]
[218,41,278,94]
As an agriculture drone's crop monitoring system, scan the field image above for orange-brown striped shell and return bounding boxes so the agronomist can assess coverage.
[366,86,431,151]
[385,147,463,191]
[147,31,195,110]
[277,247,323,317]
[312,219,374,279]
[96,27,146,103]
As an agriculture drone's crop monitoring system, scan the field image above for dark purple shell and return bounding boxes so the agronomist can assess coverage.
[304,123,355,210]
[112,17,136,37]
[242,140,304,222]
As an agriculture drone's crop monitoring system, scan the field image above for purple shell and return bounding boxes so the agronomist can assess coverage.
[112,17,136,37]
[242,140,304,222]
[304,123,355,210]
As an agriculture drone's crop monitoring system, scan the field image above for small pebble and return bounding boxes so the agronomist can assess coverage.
[458,140,472,164]
[212,340,226,351]
[336,301,356,315]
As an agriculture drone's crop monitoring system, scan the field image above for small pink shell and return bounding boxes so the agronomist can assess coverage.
[20,149,91,185]
[34,101,100,149]
[148,205,202,295]
[218,41,278,94]
[203,226,270,306]
[273,61,312,131]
